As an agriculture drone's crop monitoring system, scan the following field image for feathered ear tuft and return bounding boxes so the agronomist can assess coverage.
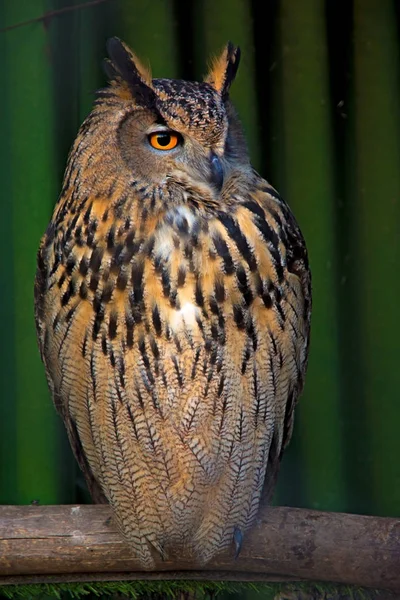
[205,42,241,99]
[104,37,157,108]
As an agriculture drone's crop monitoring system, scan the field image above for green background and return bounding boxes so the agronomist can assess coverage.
[1,0,399,522]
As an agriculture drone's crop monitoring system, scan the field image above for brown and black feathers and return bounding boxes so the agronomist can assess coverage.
[35,38,311,568]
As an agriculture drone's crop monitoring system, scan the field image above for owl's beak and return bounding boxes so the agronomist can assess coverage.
[210,153,224,192]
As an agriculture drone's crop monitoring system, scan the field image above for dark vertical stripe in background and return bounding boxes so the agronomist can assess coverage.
[0,0,399,525]
[117,0,178,78]
[195,0,261,171]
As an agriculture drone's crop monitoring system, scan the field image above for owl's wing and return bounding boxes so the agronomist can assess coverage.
[233,182,312,503]
[35,237,108,504]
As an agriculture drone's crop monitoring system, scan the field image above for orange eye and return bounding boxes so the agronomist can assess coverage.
[148,131,180,151]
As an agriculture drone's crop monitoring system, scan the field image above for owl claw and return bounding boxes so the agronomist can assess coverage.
[233,526,243,559]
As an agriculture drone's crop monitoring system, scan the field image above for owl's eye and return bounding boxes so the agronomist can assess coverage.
[148,131,181,151]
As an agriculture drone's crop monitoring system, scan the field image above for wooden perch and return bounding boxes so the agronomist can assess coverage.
[0,504,399,591]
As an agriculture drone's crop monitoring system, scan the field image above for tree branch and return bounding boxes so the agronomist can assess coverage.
[0,0,111,34]
[0,505,398,591]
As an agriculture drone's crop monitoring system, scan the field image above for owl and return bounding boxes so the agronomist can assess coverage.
[35,38,311,568]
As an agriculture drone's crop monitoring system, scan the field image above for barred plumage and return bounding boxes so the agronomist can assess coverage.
[35,38,311,568]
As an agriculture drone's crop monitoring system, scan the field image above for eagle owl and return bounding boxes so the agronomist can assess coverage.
[35,38,311,567]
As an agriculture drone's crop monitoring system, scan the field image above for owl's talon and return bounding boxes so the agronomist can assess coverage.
[233,527,243,559]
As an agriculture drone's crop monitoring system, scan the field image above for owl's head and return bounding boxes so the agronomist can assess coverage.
[68,38,251,211]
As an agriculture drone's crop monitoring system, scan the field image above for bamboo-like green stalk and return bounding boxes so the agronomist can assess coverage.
[0,3,17,502]
[349,0,400,516]
[0,1,72,503]
[115,0,179,79]
[271,0,345,510]
[193,0,261,171]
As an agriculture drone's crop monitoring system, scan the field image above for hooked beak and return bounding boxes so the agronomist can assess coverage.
[210,152,224,192]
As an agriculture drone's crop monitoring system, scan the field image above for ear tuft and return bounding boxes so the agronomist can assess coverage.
[205,42,241,99]
[104,37,157,108]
